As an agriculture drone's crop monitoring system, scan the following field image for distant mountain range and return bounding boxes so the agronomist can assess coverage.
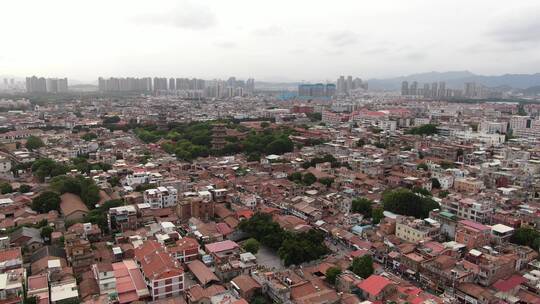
[367,71,540,91]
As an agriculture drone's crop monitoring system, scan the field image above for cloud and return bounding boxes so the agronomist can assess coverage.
[405,52,427,61]
[489,8,540,44]
[252,26,284,37]
[327,31,358,47]
[133,1,216,30]
[323,49,345,56]
[361,47,388,55]
[214,41,237,48]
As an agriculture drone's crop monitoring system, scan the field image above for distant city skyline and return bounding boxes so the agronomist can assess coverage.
[1,0,540,82]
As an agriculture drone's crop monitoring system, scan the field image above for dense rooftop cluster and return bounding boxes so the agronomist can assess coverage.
[0,93,539,304]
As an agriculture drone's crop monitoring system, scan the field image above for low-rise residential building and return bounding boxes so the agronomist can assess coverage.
[454,178,485,193]
[144,186,178,209]
[134,240,184,300]
[395,216,440,243]
[108,205,138,232]
[455,220,491,250]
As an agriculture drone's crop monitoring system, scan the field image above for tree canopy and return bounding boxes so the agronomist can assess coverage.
[511,227,540,250]
[0,183,13,194]
[32,191,61,213]
[372,208,385,224]
[103,115,121,124]
[81,132,98,141]
[25,136,44,150]
[135,121,295,161]
[417,163,428,171]
[350,255,374,278]
[407,124,438,135]
[325,266,342,285]
[49,175,100,209]
[239,213,329,266]
[72,157,112,174]
[18,184,32,193]
[84,199,124,232]
[383,188,439,219]
[31,158,69,182]
[243,238,260,254]
[351,198,374,217]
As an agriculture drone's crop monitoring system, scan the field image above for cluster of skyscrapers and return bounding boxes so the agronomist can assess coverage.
[401,81,493,99]
[298,83,336,98]
[336,75,368,96]
[401,81,449,98]
[25,76,68,93]
[3,78,15,87]
[98,76,255,98]
[464,82,490,99]
[297,75,367,98]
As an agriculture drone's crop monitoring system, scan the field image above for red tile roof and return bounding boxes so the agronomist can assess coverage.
[356,275,392,296]
[204,240,239,253]
[0,247,21,263]
[459,220,490,232]
[27,273,48,291]
[168,237,199,253]
[187,260,219,285]
[493,275,526,292]
[134,240,183,281]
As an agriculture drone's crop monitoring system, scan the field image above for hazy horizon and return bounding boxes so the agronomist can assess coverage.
[2,0,540,82]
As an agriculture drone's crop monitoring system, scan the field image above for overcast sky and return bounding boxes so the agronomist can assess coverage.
[1,0,540,82]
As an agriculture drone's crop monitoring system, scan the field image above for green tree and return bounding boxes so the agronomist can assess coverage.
[0,183,13,194]
[109,176,120,187]
[351,198,373,217]
[239,213,328,266]
[407,124,438,135]
[23,296,38,304]
[302,173,317,186]
[440,161,455,169]
[251,296,267,304]
[18,184,32,193]
[266,138,294,155]
[81,132,98,141]
[243,238,260,254]
[32,191,61,213]
[103,116,121,124]
[31,158,68,182]
[417,163,428,171]
[40,226,53,243]
[307,112,322,122]
[49,175,100,208]
[431,178,441,189]
[511,227,540,250]
[25,136,44,150]
[84,199,124,232]
[372,208,384,224]
[412,186,432,197]
[439,190,450,198]
[325,266,342,285]
[318,177,334,188]
[383,188,439,219]
[288,172,302,183]
[247,153,261,162]
[350,255,374,278]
